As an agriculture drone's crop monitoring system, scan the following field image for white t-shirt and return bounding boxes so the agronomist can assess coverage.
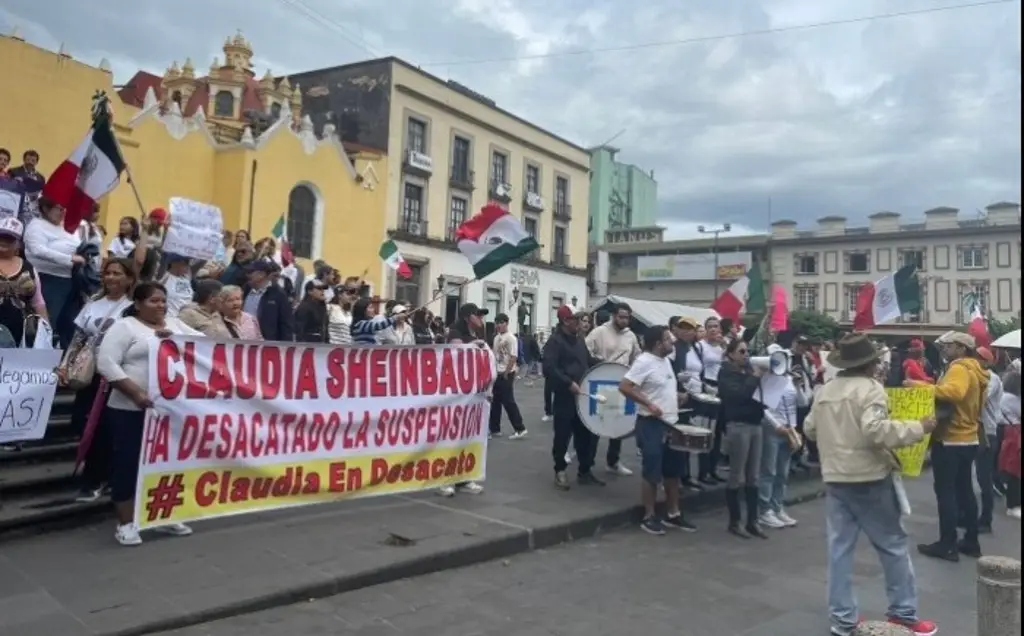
[97,316,202,411]
[73,296,131,344]
[685,341,724,383]
[1000,393,1021,426]
[162,273,193,317]
[108,236,136,259]
[624,352,679,425]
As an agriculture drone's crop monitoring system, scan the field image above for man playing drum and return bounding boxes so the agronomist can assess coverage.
[619,325,697,535]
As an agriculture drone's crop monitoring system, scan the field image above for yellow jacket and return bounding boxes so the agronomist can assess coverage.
[934,357,989,444]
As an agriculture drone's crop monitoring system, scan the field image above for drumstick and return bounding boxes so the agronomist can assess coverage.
[588,394,608,403]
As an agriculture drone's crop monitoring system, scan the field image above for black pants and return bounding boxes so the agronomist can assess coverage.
[994,425,1007,492]
[590,438,623,468]
[932,443,979,548]
[489,375,524,434]
[976,434,998,526]
[73,376,112,491]
[543,377,554,416]
[552,393,595,476]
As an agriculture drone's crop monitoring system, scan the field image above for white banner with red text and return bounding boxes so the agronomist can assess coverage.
[134,338,495,529]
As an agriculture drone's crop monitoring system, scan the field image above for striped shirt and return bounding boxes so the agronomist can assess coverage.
[350,315,395,345]
[327,305,352,345]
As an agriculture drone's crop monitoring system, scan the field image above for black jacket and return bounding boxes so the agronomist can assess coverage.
[718,359,766,424]
[542,328,597,396]
[245,283,295,342]
[294,299,328,343]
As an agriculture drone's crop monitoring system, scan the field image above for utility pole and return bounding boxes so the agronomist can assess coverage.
[699,223,732,298]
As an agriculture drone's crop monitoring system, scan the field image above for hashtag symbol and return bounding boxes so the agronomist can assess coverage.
[144,474,186,522]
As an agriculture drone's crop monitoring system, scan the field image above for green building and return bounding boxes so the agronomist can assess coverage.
[588,145,659,245]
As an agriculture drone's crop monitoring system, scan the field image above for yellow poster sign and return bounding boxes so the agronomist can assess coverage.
[886,386,934,477]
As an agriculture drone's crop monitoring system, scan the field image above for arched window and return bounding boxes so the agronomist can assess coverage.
[214,90,235,117]
[287,185,317,259]
[270,102,282,120]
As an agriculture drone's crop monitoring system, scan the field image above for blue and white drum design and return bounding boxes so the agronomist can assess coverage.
[575,362,637,439]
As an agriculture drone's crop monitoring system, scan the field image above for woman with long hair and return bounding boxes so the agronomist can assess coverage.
[64,258,137,501]
[718,337,769,539]
[0,216,48,348]
[108,216,141,259]
[96,281,201,546]
[327,286,355,345]
[23,197,84,346]
[350,297,399,345]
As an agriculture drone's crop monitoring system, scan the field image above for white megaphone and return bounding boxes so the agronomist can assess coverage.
[750,350,790,376]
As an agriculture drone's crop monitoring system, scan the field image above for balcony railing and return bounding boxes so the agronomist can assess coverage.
[553,202,572,221]
[449,167,475,191]
[397,215,428,237]
[445,222,463,243]
[552,252,569,267]
[488,179,513,203]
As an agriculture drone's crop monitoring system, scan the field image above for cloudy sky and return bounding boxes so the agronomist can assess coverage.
[2,0,1020,238]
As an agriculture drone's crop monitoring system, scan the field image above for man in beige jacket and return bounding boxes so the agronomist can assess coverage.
[805,333,938,636]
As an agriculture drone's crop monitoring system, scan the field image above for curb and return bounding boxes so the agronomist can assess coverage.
[104,470,824,636]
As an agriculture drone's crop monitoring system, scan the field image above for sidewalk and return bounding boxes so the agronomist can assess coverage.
[0,383,824,636]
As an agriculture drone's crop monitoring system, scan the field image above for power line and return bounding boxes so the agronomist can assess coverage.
[422,0,1020,67]
[275,0,381,58]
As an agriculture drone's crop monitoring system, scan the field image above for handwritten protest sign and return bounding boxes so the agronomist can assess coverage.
[0,348,61,443]
[162,197,223,260]
[134,338,496,529]
[886,386,934,477]
[0,177,23,220]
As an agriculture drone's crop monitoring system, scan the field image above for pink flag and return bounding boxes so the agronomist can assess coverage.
[770,284,788,332]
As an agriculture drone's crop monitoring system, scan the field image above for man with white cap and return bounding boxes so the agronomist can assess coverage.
[918,330,989,563]
[376,303,415,345]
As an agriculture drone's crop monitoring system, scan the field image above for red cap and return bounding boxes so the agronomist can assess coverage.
[149,207,168,225]
[977,347,994,364]
[556,305,576,321]
[909,338,925,350]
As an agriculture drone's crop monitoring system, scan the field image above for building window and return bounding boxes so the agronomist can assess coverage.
[845,252,869,274]
[270,102,282,120]
[491,151,508,184]
[214,90,235,118]
[525,164,540,194]
[900,248,925,270]
[171,90,183,107]
[958,283,991,320]
[959,246,985,269]
[447,196,468,241]
[550,295,565,329]
[287,185,317,259]
[553,225,567,266]
[796,254,818,275]
[484,285,503,319]
[844,284,861,315]
[555,176,569,215]
[394,264,423,307]
[796,286,818,311]
[407,117,427,153]
[520,291,536,332]
[401,182,424,233]
[524,216,538,240]
[451,136,471,182]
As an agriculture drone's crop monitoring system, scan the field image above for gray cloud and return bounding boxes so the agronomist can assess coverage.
[2,0,1019,237]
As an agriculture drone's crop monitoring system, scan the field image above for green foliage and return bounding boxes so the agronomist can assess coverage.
[989,316,1021,339]
[787,310,841,341]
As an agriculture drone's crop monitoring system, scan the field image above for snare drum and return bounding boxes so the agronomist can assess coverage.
[666,424,713,454]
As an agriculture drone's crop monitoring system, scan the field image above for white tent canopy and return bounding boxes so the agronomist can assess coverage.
[991,329,1021,349]
[589,295,719,327]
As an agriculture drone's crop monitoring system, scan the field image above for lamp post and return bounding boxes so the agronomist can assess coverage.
[698,223,731,299]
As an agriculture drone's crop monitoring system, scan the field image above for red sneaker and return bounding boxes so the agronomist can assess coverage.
[889,617,938,636]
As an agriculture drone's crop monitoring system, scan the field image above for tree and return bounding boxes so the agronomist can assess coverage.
[741,309,841,341]
[989,316,1021,340]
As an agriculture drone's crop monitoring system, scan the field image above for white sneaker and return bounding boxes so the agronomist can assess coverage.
[776,510,798,527]
[509,430,528,440]
[458,482,484,495]
[565,452,573,465]
[542,415,552,423]
[438,485,456,497]
[759,511,785,529]
[607,463,633,476]
[75,488,103,503]
[115,523,142,546]
[1008,507,1022,520]
[154,523,193,537]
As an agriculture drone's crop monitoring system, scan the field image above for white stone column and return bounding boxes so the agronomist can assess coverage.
[978,556,1022,636]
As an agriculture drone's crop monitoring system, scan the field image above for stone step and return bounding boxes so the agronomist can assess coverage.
[0,460,78,497]
[0,487,108,537]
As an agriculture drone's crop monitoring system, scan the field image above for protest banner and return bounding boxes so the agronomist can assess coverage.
[0,177,23,219]
[134,338,496,529]
[886,386,934,477]
[162,197,223,260]
[0,348,61,443]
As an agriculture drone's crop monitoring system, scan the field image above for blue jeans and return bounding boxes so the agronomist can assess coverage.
[759,433,791,513]
[826,478,918,633]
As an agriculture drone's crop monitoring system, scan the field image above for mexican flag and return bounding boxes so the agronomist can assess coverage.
[710,259,765,323]
[43,94,125,233]
[455,203,540,279]
[270,215,293,264]
[379,239,412,278]
[962,292,992,347]
[853,264,920,330]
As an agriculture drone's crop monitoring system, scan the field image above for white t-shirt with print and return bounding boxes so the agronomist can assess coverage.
[108,236,135,258]
[162,273,193,317]
[624,352,679,425]
[74,296,132,343]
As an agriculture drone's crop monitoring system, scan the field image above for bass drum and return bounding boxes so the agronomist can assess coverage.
[575,362,635,439]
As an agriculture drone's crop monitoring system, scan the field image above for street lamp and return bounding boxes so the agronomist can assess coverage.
[436,274,446,297]
[698,223,732,298]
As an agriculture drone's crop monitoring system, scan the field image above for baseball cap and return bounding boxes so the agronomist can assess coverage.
[458,303,488,319]
[305,278,328,292]
[494,312,510,324]
[676,316,700,329]
[936,331,976,350]
[556,305,576,321]
[0,216,24,240]
[977,346,995,364]
[391,304,408,315]
[246,259,278,273]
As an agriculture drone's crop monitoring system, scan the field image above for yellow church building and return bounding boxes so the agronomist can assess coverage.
[0,29,387,290]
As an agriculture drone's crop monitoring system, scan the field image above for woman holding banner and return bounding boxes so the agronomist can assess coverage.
[97,281,202,546]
